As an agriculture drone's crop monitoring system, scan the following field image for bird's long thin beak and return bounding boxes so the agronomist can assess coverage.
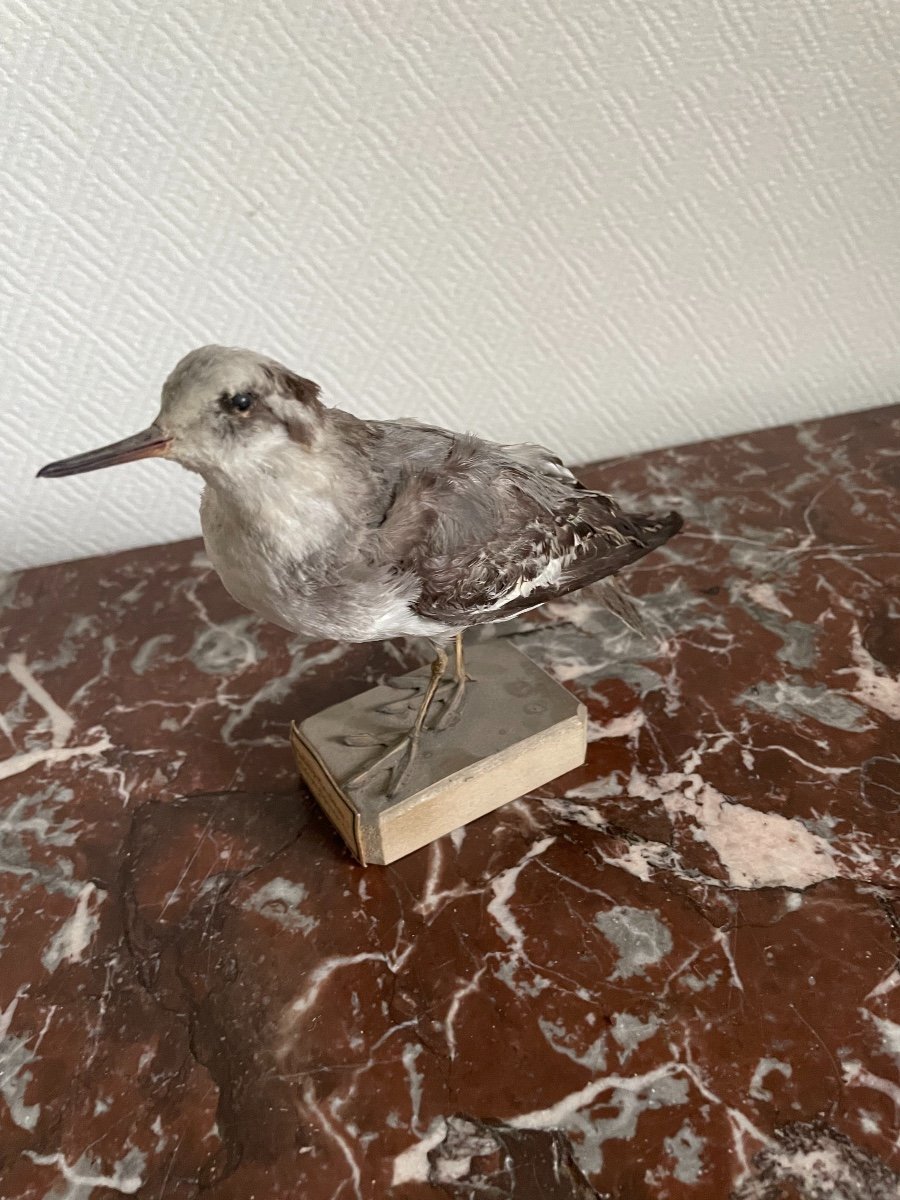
[36,425,172,479]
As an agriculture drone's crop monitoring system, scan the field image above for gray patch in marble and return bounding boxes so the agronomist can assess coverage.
[739,678,871,732]
[681,968,722,992]
[241,878,315,933]
[602,662,671,699]
[420,1115,600,1195]
[219,639,348,744]
[665,1119,705,1183]
[610,1012,660,1061]
[189,616,265,675]
[512,626,674,705]
[30,614,104,674]
[0,785,81,905]
[733,596,821,669]
[801,814,839,841]
[42,902,97,969]
[859,1110,881,1136]
[1,681,38,742]
[496,959,553,996]
[131,634,176,675]
[774,622,819,669]
[402,1042,425,1131]
[510,578,712,700]
[150,1114,167,1151]
[42,883,102,972]
[65,614,101,642]
[726,523,807,579]
[569,1074,690,1177]
[589,579,710,638]
[1,785,78,849]
[749,1056,792,1102]
[538,1018,607,1071]
[428,1117,498,1187]
[0,1031,40,1131]
[864,1012,900,1065]
[0,570,25,613]
[636,578,721,635]
[118,578,148,606]
[566,773,624,801]
[595,906,673,979]
[31,1145,147,1200]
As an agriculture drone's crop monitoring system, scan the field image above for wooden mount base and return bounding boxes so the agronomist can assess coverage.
[290,639,587,865]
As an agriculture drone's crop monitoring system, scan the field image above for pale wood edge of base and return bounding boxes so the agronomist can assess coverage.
[291,701,588,868]
[374,703,588,864]
[290,722,373,865]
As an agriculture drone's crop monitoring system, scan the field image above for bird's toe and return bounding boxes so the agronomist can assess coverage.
[376,695,419,715]
[431,676,471,732]
[383,674,428,691]
[342,732,389,747]
[344,731,417,792]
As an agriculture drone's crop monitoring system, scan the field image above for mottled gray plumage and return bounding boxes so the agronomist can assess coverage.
[38,345,683,792]
[327,413,680,630]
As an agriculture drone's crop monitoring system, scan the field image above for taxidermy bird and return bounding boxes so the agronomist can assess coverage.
[38,346,682,794]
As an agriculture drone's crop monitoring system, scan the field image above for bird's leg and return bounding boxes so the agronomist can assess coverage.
[344,645,449,796]
[431,632,473,731]
[375,637,472,715]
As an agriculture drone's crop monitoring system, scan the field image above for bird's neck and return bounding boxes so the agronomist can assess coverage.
[201,429,372,569]
[205,453,334,527]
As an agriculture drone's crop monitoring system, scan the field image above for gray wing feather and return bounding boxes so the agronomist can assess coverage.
[362,421,682,628]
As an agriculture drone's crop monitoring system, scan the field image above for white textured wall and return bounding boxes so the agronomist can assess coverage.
[3,1,899,571]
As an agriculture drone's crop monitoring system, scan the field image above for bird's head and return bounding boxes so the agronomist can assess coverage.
[37,345,324,484]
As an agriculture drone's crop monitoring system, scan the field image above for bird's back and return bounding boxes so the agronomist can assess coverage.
[359,415,682,629]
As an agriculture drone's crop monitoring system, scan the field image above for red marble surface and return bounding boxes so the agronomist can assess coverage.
[1,404,899,1199]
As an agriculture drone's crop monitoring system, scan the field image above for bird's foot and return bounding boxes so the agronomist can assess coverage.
[343,728,421,797]
[430,671,476,731]
[376,673,454,715]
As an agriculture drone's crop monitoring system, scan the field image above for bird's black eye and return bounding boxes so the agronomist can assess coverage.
[228,391,255,413]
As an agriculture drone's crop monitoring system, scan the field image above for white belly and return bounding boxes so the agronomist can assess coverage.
[200,490,453,643]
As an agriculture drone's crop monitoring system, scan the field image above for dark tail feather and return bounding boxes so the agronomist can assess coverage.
[589,509,683,635]
[483,508,684,625]
[628,508,684,549]
[588,507,683,577]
